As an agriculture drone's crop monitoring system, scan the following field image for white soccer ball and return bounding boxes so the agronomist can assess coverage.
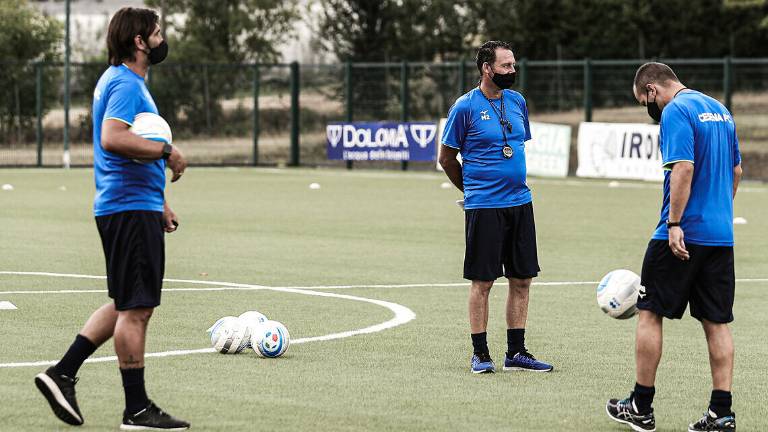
[207,316,251,354]
[130,112,172,144]
[252,320,290,358]
[596,269,642,319]
[238,311,268,348]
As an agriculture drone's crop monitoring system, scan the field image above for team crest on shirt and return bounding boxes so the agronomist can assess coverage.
[480,110,490,121]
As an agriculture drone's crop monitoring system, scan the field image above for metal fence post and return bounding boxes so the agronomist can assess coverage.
[252,64,260,166]
[583,58,593,122]
[400,61,409,171]
[723,56,733,111]
[345,61,353,169]
[203,64,211,133]
[35,62,43,167]
[458,59,466,95]
[518,58,528,95]
[63,0,71,168]
[290,61,300,167]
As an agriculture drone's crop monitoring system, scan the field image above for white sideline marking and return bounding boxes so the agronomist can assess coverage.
[0,281,605,295]
[0,301,17,310]
[3,277,768,295]
[0,271,416,369]
[0,287,254,295]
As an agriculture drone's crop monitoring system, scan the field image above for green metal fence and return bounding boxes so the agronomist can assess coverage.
[1,58,766,168]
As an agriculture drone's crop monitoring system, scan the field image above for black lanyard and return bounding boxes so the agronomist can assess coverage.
[484,93,512,146]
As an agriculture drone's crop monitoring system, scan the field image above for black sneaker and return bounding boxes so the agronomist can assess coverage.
[605,393,656,432]
[688,410,736,432]
[34,366,84,426]
[120,401,190,430]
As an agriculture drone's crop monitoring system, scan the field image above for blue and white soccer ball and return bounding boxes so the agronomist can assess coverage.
[252,320,290,358]
[596,269,641,319]
[238,311,268,348]
[129,112,172,164]
[207,316,251,354]
[130,112,172,144]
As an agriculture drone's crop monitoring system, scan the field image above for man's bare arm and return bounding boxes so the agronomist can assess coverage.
[438,145,463,192]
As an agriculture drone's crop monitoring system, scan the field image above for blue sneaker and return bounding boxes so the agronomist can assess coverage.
[470,352,495,374]
[503,351,553,372]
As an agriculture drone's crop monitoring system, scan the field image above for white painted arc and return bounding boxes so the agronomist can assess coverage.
[1,271,766,367]
[0,271,416,369]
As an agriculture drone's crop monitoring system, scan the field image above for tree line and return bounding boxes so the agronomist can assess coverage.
[3,0,768,143]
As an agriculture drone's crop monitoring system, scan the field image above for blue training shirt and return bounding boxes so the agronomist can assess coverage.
[92,64,166,216]
[441,87,532,209]
[652,90,741,246]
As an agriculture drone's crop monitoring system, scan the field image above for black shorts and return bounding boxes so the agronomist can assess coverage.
[638,239,735,323]
[463,202,540,281]
[95,210,165,311]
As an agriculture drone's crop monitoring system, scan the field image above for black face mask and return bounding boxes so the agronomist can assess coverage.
[144,40,169,65]
[490,69,516,89]
[646,88,662,122]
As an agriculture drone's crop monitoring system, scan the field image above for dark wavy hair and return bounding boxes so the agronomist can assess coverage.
[475,40,514,72]
[106,7,159,66]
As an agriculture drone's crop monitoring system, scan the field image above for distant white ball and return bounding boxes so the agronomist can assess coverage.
[309,182,321,190]
[238,311,268,348]
[596,269,641,319]
[2,184,13,191]
[207,316,251,354]
[252,320,290,358]
[440,182,451,189]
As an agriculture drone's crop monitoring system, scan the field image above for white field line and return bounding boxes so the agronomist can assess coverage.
[3,277,768,295]
[0,271,416,369]
[0,281,597,295]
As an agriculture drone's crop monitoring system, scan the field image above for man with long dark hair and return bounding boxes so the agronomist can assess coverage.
[34,7,189,430]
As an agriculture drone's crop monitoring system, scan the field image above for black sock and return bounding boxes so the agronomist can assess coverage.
[54,334,98,377]
[632,382,655,414]
[709,390,733,417]
[470,332,488,355]
[121,367,150,415]
[506,328,526,356]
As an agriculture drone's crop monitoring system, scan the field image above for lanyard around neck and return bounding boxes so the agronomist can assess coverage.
[484,91,509,145]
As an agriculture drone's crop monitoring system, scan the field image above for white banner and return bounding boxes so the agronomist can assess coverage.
[436,119,571,178]
[527,121,571,178]
[576,122,663,181]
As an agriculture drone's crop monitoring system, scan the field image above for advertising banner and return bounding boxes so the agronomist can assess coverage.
[326,122,437,161]
[436,119,570,178]
[527,121,571,178]
[576,122,663,181]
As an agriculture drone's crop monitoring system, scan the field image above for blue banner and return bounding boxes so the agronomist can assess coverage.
[326,122,437,161]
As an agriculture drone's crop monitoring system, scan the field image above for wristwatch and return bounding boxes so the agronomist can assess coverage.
[666,220,681,228]
[161,143,173,160]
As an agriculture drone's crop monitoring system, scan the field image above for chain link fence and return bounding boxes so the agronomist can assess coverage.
[1,58,766,168]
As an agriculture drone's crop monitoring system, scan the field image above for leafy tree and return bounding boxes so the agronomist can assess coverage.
[317,0,474,119]
[143,0,299,135]
[0,0,61,144]
[317,0,471,62]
